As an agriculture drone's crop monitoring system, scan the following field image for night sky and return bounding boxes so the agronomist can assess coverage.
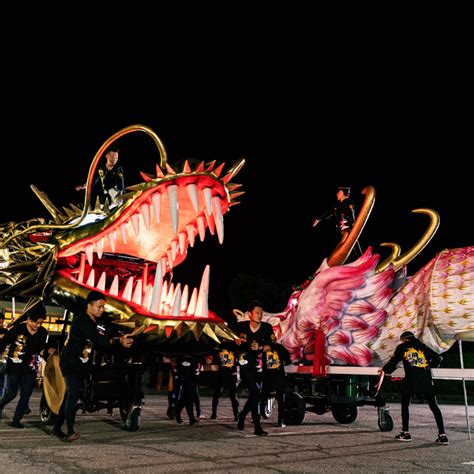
[1,77,471,315]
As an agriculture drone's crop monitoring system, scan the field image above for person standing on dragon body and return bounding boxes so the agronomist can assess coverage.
[76,145,125,207]
[313,186,362,257]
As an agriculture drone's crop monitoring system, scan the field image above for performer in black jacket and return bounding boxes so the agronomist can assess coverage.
[52,291,133,442]
[382,331,448,444]
[210,341,239,421]
[235,301,274,436]
[0,303,51,428]
[262,341,291,428]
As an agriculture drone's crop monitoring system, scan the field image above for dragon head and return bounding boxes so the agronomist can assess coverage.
[0,125,244,353]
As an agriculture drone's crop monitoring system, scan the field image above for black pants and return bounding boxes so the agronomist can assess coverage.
[212,370,239,417]
[239,368,262,425]
[54,373,82,435]
[0,371,36,423]
[175,375,196,422]
[401,392,445,434]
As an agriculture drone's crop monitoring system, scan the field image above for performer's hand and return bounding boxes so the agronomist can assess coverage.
[250,341,259,351]
[312,218,320,227]
[75,184,86,191]
[119,335,134,348]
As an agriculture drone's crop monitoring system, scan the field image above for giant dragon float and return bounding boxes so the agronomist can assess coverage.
[256,186,473,370]
[0,124,243,354]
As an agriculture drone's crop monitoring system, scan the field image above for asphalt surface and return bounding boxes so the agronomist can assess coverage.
[0,389,472,473]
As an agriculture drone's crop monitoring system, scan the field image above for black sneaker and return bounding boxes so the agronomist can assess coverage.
[51,429,67,440]
[175,412,183,424]
[9,421,25,429]
[254,428,268,436]
[436,434,449,445]
[237,412,245,431]
[395,431,412,442]
[24,408,32,415]
[278,421,287,428]
[210,413,217,419]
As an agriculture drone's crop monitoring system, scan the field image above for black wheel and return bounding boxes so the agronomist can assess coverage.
[123,406,140,432]
[119,406,127,422]
[332,405,358,424]
[313,404,329,415]
[40,394,57,425]
[283,392,306,425]
[377,407,394,432]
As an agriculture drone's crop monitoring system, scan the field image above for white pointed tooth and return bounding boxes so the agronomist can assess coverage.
[132,280,143,306]
[131,213,140,235]
[97,271,107,291]
[171,240,177,262]
[167,185,179,234]
[151,192,162,223]
[205,210,215,235]
[212,196,224,244]
[187,288,198,315]
[195,289,208,318]
[202,187,213,215]
[178,232,187,254]
[171,286,182,316]
[107,230,117,253]
[180,284,189,312]
[160,280,169,307]
[120,222,128,244]
[110,275,119,296]
[122,277,134,301]
[78,253,86,283]
[195,265,210,317]
[197,215,206,242]
[140,202,151,230]
[186,183,199,213]
[96,238,104,259]
[85,244,94,266]
[167,249,173,266]
[161,257,168,275]
[86,269,95,287]
[165,282,175,306]
[144,284,153,311]
[186,224,196,247]
[149,261,163,314]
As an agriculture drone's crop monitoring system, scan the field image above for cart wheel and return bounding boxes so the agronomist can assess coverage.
[377,407,393,432]
[39,394,57,425]
[123,406,140,432]
[283,392,306,425]
[332,405,358,424]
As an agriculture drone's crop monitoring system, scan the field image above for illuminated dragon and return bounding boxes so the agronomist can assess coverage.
[238,187,474,366]
[0,125,243,353]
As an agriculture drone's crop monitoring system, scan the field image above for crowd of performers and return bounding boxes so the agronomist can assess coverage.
[150,301,291,435]
[0,297,291,440]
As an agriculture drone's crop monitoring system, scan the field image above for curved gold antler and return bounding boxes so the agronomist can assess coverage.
[327,186,375,267]
[375,208,440,273]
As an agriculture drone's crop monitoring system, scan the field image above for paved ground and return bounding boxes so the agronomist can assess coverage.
[0,389,472,473]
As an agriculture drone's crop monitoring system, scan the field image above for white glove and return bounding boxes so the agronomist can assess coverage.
[312,218,320,227]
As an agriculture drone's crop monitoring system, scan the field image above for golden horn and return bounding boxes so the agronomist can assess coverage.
[327,186,376,267]
[376,208,440,273]
[375,242,401,273]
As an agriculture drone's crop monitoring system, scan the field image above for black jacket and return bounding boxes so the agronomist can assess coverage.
[383,338,441,395]
[0,322,48,374]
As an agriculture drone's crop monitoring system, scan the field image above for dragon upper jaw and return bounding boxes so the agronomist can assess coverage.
[55,171,236,321]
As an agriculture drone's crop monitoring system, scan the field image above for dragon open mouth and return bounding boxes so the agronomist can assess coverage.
[56,169,234,321]
[0,126,244,351]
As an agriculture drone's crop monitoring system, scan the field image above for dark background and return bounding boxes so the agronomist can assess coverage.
[1,96,470,316]
[1,24,471,319]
